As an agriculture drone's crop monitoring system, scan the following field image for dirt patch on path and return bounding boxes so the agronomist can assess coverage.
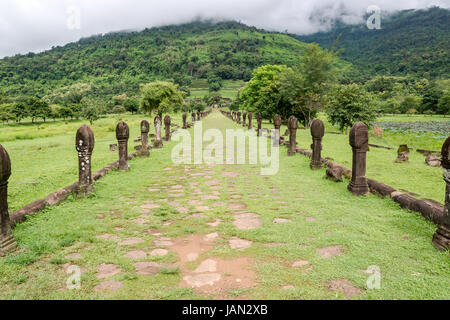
[327,279,364,298]
[180,257,257,298]
[233,213,262,230]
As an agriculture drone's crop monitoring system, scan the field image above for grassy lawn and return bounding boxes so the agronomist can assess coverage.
[0,110,448,300]
[188,79,243,99]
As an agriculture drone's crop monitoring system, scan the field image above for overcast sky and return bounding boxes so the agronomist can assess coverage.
[0,0,448,58]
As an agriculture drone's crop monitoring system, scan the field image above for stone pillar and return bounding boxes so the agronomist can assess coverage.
[243,112,247,127]
[287,116,298,156]
[192,112,196,123]
[140,120,150,158]
[75,125,95,196]
[153,116,163,148]
[197,112,201,121]
[256,113,262,136]
[0,145,17,256]
[237,112,242,124]
[116,121,130,171]
[348,122,369,196]
[182,113,187,129]
[164,115,171,141]
[248,112,253,130]
[310,119,325,169]
[433,136,450,251]
[273,114,282,146]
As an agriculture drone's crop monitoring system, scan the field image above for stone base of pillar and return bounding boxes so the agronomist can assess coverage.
[288,149,296,156]
[348,180,369,196]
[153,140,163,149]
[310,161,322,170]
[76,184,94,197]
[0,234,18,257]
[140,149,150,158]
[433,224,450,251]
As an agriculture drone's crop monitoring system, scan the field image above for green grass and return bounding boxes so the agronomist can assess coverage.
[0,110,448,300]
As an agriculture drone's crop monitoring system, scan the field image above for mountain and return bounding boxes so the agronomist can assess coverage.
[0,21,314,101]
[297,7,450,81]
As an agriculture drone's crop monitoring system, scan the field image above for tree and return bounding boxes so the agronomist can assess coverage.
[11,102,28,123]
[437,91,450,115]
[124,98,139,114]
[207,73,223,92]
[27,98,49,123]
[239,65,290,120]
[420,82,443,114]
[82,106,100,125]
[400,95,422,114]
[59,106,73,121]
[140,81,184,118]
[38,100,51,122]
[326,84,377,133]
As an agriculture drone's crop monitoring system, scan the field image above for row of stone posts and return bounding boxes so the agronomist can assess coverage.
[0,110,214,256]
[222,110,257,132]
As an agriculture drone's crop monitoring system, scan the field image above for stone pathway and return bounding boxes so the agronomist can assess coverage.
[69,113,361,300]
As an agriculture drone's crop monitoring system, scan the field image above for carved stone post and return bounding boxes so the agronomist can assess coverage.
[348,122,369,196]
[433,136,450,251]
[153,116,163,148]
[248,112,253,130]
[243,112,247,127]
[192,112,196,123]
[287,116,298,156]
[0,145,17,256]
[197,112,201,121]
[164,115,171,141]
[182,113,187,129]
[237,112,242,124]
[273,114,282,146]
[140,120,150,158]
[256,113,262,136]
[75,125,95,196]
[310,119,325,169]
[116,121,130,171]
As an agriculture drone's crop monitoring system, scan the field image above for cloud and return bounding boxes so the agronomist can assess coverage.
[0,0,448,57]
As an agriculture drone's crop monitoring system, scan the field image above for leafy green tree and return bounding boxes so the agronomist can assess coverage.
[82,105,100,125]
[400,95,422,114]
[207,74,223,92]
[239,65,290,120]
[140,81,184,118]
[27,98,48,123]
[437,92,450,115]
[59,106,73,121]
[326,84,377,133]
[124,98,139,114]
[11,102,28,123]
[420,82,443,114]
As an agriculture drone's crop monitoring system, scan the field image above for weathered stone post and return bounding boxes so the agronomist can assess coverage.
[432,136,450,251]
[192,112,196,123]
[237,112,242,124]
[287,116,298,156]
[310,119,325,169]
[182,113,187,129]
[0,145,17,256]
[116,121,130,171]
[348,122,369,196]
[273,114,282,146]
[248,112,253,130]
[75,125,95,196]
[197,112,201,121]
[256,113,262,136]
[153,116,163,148]
[243,112,247,127]
[140,120,150,158]
[164,115,171,141]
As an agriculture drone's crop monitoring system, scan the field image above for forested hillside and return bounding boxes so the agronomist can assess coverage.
[0,21,314,101]
[297,7,450,81]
